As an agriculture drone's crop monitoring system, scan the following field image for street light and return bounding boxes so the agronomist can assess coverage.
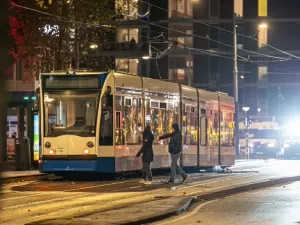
[90,44,98,49]
[242,106,250,159]
[142,55,150,60]
[259,23,268,29]
[242,106,250,112]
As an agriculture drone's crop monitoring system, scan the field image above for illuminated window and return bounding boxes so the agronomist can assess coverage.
[176,69,186,81]
[117,28,139,43]
[169,0,192,17]
[234,0,243,17]
[258,0,268,17]
[145,97,179,144]
[258,26,268,48]
[258,66,268,80]
[115,58,139,74]
[183,104,198,145]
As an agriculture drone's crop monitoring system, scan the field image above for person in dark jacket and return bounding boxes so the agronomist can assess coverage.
[136,125,154,185]
[159,123,189,184]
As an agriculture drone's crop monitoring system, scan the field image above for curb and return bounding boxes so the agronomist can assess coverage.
[122,175,300,225]
[0,174,55,184]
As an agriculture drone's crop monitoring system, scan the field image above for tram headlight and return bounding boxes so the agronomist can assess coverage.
[87,141,94,148]
[84,149,89,154]
[49,149,54,154]
[267,143,275,148]
[45,142,51,148]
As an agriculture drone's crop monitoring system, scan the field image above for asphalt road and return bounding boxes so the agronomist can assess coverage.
[1,159,300,225]
[155,181,300,225]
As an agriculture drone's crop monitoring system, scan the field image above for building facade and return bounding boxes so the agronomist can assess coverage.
[102,0,300,123]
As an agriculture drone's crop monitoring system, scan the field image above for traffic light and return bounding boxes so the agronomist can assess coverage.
[243,115,252,127]
[248,116,252,127]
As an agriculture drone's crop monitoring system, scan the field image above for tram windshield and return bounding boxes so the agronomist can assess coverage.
[43,90,99,137]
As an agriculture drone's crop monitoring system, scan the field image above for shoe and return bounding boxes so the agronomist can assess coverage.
[182,175,189,183]
[166,179,175,184]
[144,181,152,185]
[139,180,146,184]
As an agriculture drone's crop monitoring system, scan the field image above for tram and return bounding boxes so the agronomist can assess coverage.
[38,71,235,174]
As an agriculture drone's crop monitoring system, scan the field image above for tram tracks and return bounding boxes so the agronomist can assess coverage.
[1,174,258,225]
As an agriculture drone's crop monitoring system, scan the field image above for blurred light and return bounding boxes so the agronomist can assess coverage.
[267,143,275,148]
[242,107,250,112]
[84,149,89,154]
[258,108,261,112]
[249,143,254,148]
[240,75,244,79]
[142,56,150,60]
[284,144,290,148]
[49,149,54,154]
[90,44,98,49]
[259,23,268,29]
[23,96,29,100]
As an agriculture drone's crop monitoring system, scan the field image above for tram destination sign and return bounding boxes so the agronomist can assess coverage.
[42,75,102,89]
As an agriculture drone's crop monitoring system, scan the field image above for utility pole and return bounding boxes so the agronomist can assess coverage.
[233,14,240,157]
[187,48,192,86]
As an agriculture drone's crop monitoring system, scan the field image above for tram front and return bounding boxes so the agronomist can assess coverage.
[39,72,105,174]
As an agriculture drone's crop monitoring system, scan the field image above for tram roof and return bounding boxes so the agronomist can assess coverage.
[41,71,106,76]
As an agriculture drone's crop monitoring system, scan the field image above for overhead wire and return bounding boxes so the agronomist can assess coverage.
[10,0,297,76]
[139,0,300,60]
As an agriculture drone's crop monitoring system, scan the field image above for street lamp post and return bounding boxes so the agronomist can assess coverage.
[242,106,250,159]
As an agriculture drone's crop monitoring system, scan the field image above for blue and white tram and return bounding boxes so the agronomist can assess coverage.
[39,71,235,174]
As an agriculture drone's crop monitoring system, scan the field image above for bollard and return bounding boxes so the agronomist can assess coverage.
[15,137,31,170]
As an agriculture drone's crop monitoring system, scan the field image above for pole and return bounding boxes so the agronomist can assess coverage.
[218,93,221,165]
[245,112,249,159]
[233,14,240,157]
[187,48,192,86]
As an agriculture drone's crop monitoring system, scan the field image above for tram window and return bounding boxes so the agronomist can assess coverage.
[220,110,233,147]
[200,116,207,146]
[122,96,142,145]
[160,102,167,109]
[146,99,179,144]
[183,105,198,145]
[44,91,99,137]
[151,101,159,108]
[125,98,132,106]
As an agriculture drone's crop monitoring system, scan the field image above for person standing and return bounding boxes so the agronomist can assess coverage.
[159,123,189,184]
[136,125,154,185]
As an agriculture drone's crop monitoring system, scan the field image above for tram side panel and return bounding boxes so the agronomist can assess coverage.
[219,94,235,166]
[142,77,181,170]
[111,73,143,172]
[180,85,199,167]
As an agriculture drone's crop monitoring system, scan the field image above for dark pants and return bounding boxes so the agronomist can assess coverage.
[142,162,152,181]
[170,153,187,181]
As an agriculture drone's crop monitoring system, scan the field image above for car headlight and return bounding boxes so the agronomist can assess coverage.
[267,143,275,148]
[284,144,290,148]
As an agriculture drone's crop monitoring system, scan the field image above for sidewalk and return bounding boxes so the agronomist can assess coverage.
[0,160,51,183]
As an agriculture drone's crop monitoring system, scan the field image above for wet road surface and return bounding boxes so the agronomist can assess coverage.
[155,181,300,225]
[1,159,300,225]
